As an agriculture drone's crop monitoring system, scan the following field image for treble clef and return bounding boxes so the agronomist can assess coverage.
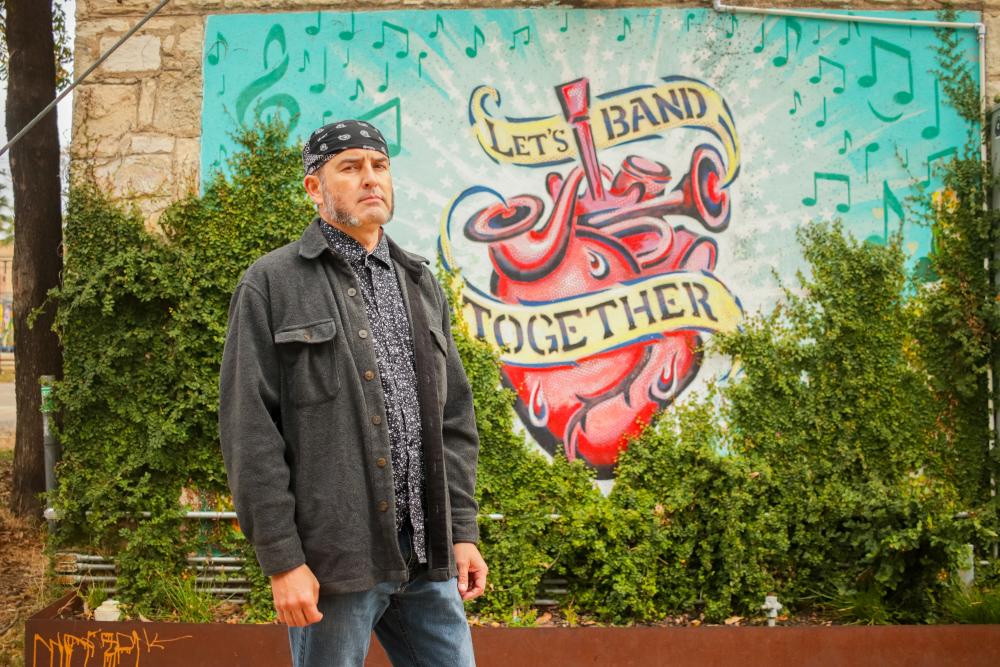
[236,23,301,132]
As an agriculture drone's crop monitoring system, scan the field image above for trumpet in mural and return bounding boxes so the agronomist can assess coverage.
[441,77,743,477]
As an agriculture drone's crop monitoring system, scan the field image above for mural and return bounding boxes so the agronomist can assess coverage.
[201,8,980,477]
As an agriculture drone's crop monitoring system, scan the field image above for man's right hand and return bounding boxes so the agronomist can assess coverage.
[270,563,324,627]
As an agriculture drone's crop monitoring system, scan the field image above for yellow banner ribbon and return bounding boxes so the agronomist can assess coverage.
[459,271,742,367]
[469,77,741,185]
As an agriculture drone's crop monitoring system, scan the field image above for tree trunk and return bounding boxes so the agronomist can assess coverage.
[5,0,63,518]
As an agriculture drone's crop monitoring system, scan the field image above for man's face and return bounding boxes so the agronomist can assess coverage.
[306,148,394,229]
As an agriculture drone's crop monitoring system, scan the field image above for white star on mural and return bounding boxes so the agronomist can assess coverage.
[543,30,560,45]
[775,162,791,175]
[778,215,797,230]
[803,138,817,150]
[746,77,761,90]
[765,203,779,216]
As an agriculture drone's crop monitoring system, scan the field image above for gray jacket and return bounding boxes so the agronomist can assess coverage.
[219,219,480,594]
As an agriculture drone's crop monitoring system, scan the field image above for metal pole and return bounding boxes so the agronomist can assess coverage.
[0,0,172,159]
[40,375,59,496]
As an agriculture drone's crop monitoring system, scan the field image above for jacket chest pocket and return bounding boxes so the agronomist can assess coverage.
[275,319,341,406]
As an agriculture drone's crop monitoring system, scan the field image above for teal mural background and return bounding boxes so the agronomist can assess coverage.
[200,7,980,472]
[200,7,979,314]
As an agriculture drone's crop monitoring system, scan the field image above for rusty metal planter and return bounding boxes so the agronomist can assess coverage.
[27,592,1000,666]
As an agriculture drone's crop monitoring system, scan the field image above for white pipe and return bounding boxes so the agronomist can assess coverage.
[46,508,556,521]
[712,1,981,31]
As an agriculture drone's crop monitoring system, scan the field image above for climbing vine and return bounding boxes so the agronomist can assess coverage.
[50,17,999,620]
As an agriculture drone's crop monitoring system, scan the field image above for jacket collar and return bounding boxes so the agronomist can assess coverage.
[298,217,428,280]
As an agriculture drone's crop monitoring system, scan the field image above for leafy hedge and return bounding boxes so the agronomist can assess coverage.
[51,109,997,623]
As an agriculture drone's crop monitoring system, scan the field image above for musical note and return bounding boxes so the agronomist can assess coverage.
[358,97,403,157]
[808,56,846,94]
[309,49,327,94]
[802,172,851,213]
[218,74,226,96]
[236,24,300,133]
[211,144,229,171]
[560,12,569,33]
[465,26,485,58]
[839,131,852,155]
[772,17,802,68]
[881,179,904,240]
[373,21,410,59]
[306,11,321,36]
[417,50,428,78]
[617,17,631,42]
[816,97,828,128]
[207,32,228,66]
[350,78,364,101]
[430,14,445,38]
[812,25,820,45]
[511,25,531,50]
[839,21,861,46]
[864,142,880,183]
[921,79,941,140]
[378,61,390,93]
[339,11,356,41]
[858,37,914,105]
[922,147,957,187]
[789,90,802,115]
[343,48,350,68]
[901,147,909,168]
[753,22,765,53]
[685,12,697,32]
[725,15,738,39]
[322,109,333,121]
[298,50,310,73]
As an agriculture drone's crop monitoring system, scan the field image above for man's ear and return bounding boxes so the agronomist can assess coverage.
[303,174,323,206]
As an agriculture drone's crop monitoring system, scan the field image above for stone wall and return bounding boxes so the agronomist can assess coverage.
[72,0,1000,223]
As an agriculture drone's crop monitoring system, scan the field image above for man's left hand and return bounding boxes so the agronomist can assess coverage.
[454,542,488,601]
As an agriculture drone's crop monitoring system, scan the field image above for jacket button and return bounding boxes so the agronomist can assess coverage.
[303,333,311,341]
[359,329,369,339]
[376,457,387,468]
[371,415,382,425]
[377,500,389,512]
[347,287,358,297]
[364,369,375,381]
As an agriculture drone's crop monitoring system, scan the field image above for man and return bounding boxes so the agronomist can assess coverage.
[219,119,486,667]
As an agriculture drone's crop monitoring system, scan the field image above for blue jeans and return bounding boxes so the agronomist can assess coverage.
[288,528,476,667]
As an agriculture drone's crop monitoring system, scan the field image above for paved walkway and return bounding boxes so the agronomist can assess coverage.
[0,383,14,449]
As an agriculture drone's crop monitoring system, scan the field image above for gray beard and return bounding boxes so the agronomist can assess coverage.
[321,189,394,229]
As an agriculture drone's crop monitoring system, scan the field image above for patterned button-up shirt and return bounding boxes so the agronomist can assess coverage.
[321,223,427,563]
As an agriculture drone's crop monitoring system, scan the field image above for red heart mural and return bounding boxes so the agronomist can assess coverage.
[443,77,741,477]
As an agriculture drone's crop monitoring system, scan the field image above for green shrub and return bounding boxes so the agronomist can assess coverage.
[50,117,994,625]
